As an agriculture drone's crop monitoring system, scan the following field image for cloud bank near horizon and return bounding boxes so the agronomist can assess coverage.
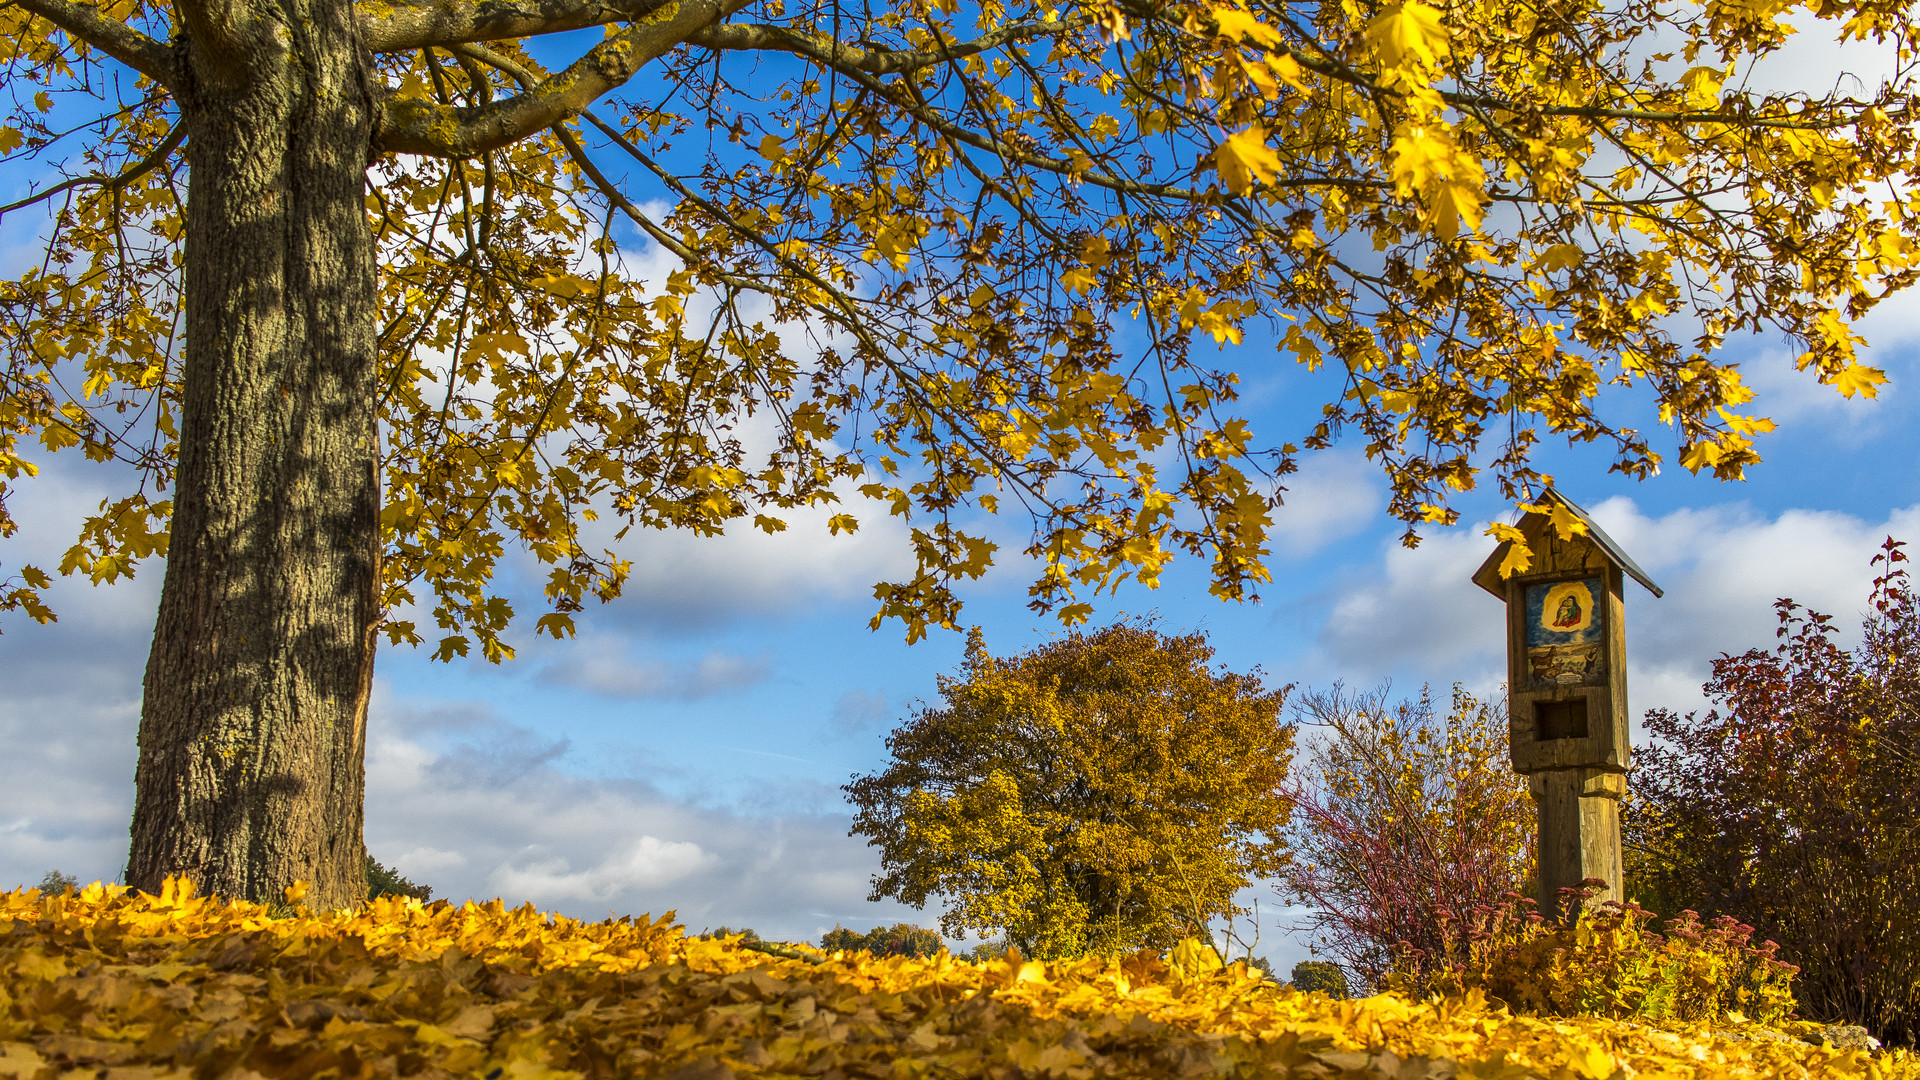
[4,482,1916,966]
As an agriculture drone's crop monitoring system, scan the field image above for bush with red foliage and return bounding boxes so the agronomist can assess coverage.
[1280,683,1535,993]
[1629,538,1920,1045]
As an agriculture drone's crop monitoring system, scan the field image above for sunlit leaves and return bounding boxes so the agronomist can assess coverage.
[0,0,1915,651]
[1214,127,1283,194]
[0,879,1906,1079]
[1364,2,1452,77]
[845,623,1294,959]
[1830,362,1888,399]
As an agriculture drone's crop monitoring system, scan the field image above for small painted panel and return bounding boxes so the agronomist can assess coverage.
[1524,578,1606,687]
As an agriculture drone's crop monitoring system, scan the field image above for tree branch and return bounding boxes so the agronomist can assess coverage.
[447,42,735,274]
[687,13,1090,75]
[362,0,673,53]
[381,0,750,157]
[0,122,185,220]
[10,0,176,87]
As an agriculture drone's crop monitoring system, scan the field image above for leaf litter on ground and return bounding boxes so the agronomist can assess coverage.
[0,881,1909,1080]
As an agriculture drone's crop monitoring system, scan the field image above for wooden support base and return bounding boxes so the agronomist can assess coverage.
[1528,768,1626,920]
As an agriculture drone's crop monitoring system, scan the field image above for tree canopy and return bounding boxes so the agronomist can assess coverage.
[844,623,1295,957]
[0,0,1916,906]
[3,0,1915,651]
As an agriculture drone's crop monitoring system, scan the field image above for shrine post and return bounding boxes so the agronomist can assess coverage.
[1473,489,1663,919]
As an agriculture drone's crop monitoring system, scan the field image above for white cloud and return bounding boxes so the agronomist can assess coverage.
[1269,451,1383,558]
[0,606,147,889]
[0,454,162,890]
[363,685,934,940]
[1316,525,1507,684]
[572,498,918,631]
[537,636,773,699]
[1586,497,1920,718]
[385,846,467,874]
[491,836,715,902]
[1736,345,1903,443]
[829,689,891,736]
[1310,496,1920,724]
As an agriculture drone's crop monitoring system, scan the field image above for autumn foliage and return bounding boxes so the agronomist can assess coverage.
[7,0,1920,910]
[819,923,947,960]
[1388,886,1800,1027]
[0,880,1908,1080]
[1281,684,1534,992]
[6,0,1920,651]
[1629,539,1920,1045]
[844,623,1294,959]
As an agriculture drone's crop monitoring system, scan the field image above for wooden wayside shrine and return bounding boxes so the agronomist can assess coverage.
[1473,489,1662,917]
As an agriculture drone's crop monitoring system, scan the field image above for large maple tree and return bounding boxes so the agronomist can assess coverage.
[0,0,1913,905]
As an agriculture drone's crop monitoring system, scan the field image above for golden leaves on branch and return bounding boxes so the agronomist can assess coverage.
[4,0,1919,646]
[845,624,1294,959]
[0,881,1908,1080]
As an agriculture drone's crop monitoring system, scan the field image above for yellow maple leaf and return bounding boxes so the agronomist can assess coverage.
[1680,440,1723,472]
[1366,2,1450,72]
[1211,7,1281,45]
[1498,542,1532,578]
[1678,65,1724,110]
[1830,362,1887,399]
[0,1043,48,1080]
[1717,406,1776,436]
[1548,502,1586,541]
[1539,244,1585,272]
[1214,127,1281,194]
[1426,180,1484,239]
[1169,937,1225,974]
[1569,1045,1617,1079]
[12,949,68,982]
[1486,522,1531,577]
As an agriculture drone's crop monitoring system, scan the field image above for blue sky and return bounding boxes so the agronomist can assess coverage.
[4,15,1920,978]
[7,282,1915,975]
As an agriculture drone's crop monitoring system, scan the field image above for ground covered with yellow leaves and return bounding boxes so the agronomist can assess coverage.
[0,883,1907,1080]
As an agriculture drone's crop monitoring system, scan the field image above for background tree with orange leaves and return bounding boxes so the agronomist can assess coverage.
[0,0,1914,905]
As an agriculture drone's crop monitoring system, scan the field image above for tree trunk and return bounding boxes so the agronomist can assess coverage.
[125,0,380,910]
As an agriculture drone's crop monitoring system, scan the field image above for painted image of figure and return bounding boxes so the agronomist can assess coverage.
[1525,578,1601,649]
[1552,592,1583,628]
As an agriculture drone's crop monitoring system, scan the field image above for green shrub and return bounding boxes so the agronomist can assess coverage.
[1389,885,1799,1026]
[365,855,432,902]
[1290,960,1350,998]
[821,922,945,959]
[38,870,79,895]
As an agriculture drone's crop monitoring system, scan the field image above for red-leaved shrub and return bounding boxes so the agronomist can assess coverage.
[1628,538,1920,1045]
[1281,683,1534,992]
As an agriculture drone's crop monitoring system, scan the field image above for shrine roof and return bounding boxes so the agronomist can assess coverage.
[1472,488,1664,600]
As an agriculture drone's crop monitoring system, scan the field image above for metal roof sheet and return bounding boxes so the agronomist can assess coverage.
[1471,488,1663,599]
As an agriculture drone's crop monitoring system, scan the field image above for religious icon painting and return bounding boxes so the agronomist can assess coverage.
[1524,578,1605,686]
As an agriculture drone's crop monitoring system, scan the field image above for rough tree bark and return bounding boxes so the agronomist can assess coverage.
[123,0,380,910]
